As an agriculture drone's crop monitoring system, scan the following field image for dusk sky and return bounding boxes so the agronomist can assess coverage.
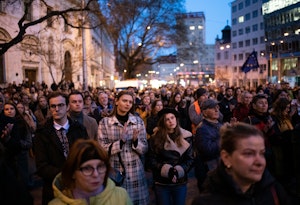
[185,0,232,44]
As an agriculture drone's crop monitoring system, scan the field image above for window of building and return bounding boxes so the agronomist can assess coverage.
[225,51,229,59]
[24,2,32,21]
[0,1,6,13]
[245,39,250,46]
[245,26,251,34]
[239,41,244,48]
[232,5,237,13]
[239,53,243,60]
[0,54,4,83]
[238,28,243,35]
[238,16,244,23]
[260,22,264,30]
[217,52,221,60]
[260,36,265,44]
[245,0,251,7]
[252,24,258,31]
[252,0,258,3]
[234,67,238,72]
[232,18,237,25]
[189,26,195,30]
[252,38,258,45]
[47,7,53,27]
[232,30,237,37]
[245,13,251,21]
[232,42,237,49]
[234,54,237,61]
[238,2,243,10]
[252,10,258,18]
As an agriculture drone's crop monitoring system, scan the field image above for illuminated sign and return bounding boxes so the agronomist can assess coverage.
[262,0,300,15]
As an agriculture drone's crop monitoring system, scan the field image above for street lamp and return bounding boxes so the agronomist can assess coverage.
[81,0,87,91]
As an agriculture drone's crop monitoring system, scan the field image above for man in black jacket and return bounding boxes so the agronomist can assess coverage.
[34,91,88,205]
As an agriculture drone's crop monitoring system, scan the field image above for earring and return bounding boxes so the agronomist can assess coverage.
[226,164,231,169]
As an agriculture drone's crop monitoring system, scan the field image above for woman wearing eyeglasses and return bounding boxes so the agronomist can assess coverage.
[49,139,132,205]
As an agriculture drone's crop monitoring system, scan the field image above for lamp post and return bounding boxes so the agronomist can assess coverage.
[81,0,87,91]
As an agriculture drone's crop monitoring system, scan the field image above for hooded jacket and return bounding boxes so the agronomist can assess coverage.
[49,173,132,205]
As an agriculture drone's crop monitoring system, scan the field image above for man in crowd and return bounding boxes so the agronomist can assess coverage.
[34,91,88,205]
[68,90,98,140]
[219,87,237,123]
[92,91,113,124]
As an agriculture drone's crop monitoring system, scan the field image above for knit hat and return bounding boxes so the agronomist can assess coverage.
[196,88,207,99]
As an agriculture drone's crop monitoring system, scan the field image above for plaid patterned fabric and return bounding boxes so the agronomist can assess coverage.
[98,114,149,205]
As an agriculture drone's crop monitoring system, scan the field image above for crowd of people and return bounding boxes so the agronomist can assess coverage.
[0,80,300,205]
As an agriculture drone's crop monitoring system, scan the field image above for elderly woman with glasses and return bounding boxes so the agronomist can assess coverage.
[49,139,132,205]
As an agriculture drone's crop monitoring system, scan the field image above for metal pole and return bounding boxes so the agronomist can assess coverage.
[269,53,272,83]
[82,0,87,91]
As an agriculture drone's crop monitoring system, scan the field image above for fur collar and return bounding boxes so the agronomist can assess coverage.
[164,128,192,156]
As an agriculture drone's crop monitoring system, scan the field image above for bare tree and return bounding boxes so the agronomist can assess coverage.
[99,0,187,79]
[0,0,104,56]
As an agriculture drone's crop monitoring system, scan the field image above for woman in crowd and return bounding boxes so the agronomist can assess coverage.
[136,94,151,125]
[148,108,194,205]
[49,139,132,205]
[270,98,295,188]
[168,92,190,131]
[146,99,163,136]
[82,94,97,117]
[244,94,276,175]
[0,102,33,203]
[98,90,149,205]
[192,123,292,205]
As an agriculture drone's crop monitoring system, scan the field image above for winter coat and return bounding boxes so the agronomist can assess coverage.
[34,118,89,204]
[195,119,222,162]
[98,114,149,205]
[49,174,132,205]
[148,128,194,185]
[192,163,292,205]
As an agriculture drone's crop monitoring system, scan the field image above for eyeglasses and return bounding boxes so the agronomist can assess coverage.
[79,165,107,176]
[50,103,65,109]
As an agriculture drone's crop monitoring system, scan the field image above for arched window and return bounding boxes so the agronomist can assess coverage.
[64,51,72,81]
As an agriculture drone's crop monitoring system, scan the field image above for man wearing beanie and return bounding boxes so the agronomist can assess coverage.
[189,87,208,134]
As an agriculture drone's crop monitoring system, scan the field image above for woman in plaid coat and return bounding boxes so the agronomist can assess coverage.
[98,90,149,205]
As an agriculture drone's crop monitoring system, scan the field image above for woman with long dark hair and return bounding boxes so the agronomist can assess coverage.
[148,108,193,205]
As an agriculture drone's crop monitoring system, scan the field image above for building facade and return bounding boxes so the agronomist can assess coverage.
[262,0,300,87]
[231,0,268,89]
[215,25,232,87]
[176,12,215,86]
[0,0,115,89]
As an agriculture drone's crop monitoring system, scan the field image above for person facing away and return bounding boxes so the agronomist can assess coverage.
[49,139,132,205]
[68,90,98,140]
[148,108,194,205]
[34,91,89,205]
[98,90,149,205]
[192,122,292,205]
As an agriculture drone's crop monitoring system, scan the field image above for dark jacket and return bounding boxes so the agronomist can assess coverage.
[219,97,237,122]
[195,119,222,162]
[148,128,194,185]
[192,163,292,205]
[34,117,88,205]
